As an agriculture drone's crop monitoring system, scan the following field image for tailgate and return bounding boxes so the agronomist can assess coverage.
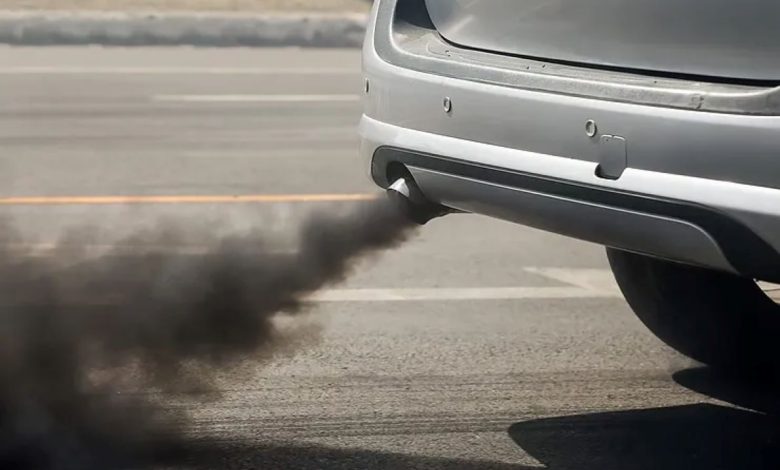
[424,0,780,82]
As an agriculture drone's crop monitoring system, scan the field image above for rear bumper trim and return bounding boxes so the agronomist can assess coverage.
[372,146,780,282]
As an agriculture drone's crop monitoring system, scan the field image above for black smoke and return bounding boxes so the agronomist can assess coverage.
[0,197,416,469]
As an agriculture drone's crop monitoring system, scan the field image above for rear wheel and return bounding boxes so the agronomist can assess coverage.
[606,248,780,375]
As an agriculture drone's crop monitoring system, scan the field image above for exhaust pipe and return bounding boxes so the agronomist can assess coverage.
[387,177,449,225]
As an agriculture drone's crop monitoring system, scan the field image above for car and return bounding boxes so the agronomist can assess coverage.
[361,0,780,374]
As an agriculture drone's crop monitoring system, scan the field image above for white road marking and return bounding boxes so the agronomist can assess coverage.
[0,243,621,301]
[309,286,621,302]
[757,281,780,302]
[523,267,622,296]
[153,94,360,103]
[0,67,355,75]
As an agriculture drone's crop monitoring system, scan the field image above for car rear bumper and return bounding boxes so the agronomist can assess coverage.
[361,0,780,281]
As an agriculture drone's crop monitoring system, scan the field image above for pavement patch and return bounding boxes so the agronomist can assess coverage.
[0,66,356,75]
[0,10,368,47]
[0,193,376,205]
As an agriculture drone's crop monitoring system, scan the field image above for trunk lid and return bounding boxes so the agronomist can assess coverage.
[424,0,780,82]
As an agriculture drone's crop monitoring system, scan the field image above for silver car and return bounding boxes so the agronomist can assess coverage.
[361,0,780,373]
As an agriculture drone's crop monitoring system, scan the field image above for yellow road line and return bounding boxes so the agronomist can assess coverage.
[0,193,377,206]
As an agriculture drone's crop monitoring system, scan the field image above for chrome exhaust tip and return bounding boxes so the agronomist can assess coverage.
[386,177,449,225]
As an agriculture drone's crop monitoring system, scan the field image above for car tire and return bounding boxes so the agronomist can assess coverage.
[606,247,780,376]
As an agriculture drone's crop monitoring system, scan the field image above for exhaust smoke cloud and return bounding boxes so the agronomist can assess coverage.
[0,197,416,469]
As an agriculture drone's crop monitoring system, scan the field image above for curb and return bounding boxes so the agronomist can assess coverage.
[0,11,368,47]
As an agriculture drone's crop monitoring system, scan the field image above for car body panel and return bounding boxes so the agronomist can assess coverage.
[361,0,780,280]
[425,0,780,81]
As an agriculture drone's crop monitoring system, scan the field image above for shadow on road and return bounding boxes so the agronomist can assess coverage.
[673,366,780,416]
[147,367,780,470]
[508,366,780,470]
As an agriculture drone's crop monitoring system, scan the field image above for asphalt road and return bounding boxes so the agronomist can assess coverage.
[0,46,777,470]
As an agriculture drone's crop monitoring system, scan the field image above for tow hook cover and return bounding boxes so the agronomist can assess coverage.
[595,135,628,180]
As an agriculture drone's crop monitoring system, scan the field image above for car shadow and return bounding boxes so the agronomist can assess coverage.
[142,367,780,469]
[508,366,780,470]
[673,366,780,416]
